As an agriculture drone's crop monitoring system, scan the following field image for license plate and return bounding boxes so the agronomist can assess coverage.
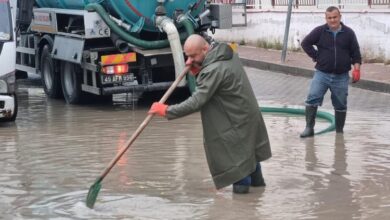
[101,74,134,84]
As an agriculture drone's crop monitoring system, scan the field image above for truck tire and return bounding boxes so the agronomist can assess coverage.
[40,45,63,98]
[60,61,84,104]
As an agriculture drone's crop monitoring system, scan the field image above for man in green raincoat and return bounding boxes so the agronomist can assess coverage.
[149,34,271,193]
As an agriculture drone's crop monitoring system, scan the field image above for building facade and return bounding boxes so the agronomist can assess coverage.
[212,0,390,63]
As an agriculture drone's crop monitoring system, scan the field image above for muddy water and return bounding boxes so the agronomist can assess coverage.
[1,68,390,219]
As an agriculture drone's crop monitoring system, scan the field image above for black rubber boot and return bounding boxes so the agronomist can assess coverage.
[335,111,346,133]
[251,163,266,187]
[300,106,318,138]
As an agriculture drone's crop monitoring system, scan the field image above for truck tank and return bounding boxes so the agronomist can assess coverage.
[35,0,206,32]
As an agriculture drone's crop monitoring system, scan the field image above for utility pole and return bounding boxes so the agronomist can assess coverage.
[281,0,294,63]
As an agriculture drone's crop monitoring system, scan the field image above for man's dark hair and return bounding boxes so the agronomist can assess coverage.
[326,6,340,13]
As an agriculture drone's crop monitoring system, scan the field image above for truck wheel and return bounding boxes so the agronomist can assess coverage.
[40,45,63,98]
[60,61,84,104]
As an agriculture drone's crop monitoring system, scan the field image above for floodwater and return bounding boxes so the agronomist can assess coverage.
[1,68,390,219]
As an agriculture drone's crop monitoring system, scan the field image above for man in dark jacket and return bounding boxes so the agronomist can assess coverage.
[300,6,362,138]
[149,34,272,194]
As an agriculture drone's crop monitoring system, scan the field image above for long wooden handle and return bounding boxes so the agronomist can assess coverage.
[98,66,190,181]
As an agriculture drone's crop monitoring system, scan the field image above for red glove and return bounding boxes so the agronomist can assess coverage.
[352,69,360,83]
[189,66,201,75]
[185,59,201,75]
[148,102,168,117]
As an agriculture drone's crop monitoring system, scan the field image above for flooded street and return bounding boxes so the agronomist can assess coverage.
[1,68,390,219]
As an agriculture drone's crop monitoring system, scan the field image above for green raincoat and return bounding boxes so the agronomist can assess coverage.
[166,42,271,189]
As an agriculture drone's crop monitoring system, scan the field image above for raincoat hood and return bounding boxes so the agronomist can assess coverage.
[202,42,234,68]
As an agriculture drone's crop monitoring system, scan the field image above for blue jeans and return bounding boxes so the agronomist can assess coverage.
[305,70,349,111]
[234,163,262,186]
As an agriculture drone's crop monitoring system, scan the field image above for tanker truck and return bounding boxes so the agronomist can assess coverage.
[14,0,236,104]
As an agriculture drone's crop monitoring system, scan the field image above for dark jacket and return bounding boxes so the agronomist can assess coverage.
[301,23,361,74]
[166,43,272,189]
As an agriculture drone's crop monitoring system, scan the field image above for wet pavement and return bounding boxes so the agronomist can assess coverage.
[1,67,390,219]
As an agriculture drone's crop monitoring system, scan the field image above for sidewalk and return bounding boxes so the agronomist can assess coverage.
[237,46,390,94]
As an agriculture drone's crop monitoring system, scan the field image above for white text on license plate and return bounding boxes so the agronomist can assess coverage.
[103,75,132,83]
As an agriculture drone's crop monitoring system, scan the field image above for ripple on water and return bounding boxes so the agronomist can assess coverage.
[27,191,207,220]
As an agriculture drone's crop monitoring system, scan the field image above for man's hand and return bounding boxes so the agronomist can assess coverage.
[148,102,168,117]
[352,69,360,83]
[185,58,201,75]
[189,66,201,75]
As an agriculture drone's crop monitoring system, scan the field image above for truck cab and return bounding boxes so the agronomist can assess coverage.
[0,0,17,121]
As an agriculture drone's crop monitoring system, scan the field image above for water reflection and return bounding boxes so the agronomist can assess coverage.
[206,188,266,219]
[304,134,362,219]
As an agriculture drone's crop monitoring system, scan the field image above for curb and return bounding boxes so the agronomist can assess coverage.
[241,58,390,94]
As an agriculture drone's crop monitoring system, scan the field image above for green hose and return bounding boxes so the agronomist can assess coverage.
[85,3,195,49]
[86,3,168,49]
[176,16,197,93]
[260,107,335,135]
[186,74,197,94]
[179,17,195,36]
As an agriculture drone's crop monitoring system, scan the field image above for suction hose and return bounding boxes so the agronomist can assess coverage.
[156,16,186,87]
[177,15,197,92]
[85,3,195,49]
[178,15,195,36]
